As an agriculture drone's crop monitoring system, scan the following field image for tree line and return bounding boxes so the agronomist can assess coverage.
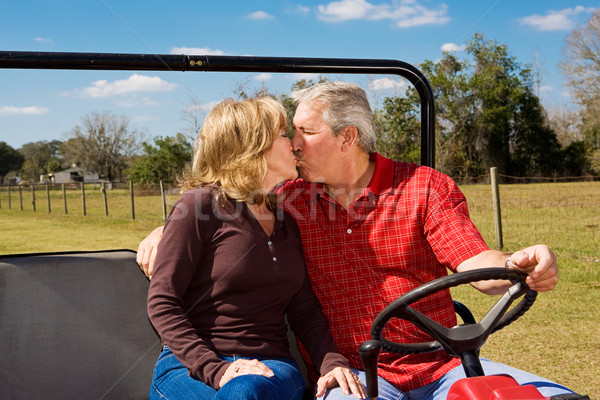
[1,19,599,185]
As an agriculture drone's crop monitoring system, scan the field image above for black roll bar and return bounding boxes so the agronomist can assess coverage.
[0,51,435,168]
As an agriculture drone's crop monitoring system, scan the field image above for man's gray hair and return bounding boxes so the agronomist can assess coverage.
[291,81,376,154]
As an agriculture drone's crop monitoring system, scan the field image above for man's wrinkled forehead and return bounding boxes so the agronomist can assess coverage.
[293,100,327,127]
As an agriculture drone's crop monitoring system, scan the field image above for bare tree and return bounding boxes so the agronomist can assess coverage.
[181,97,206,142]
[560,10,600,173]
[545,104,583,147]
[61,111,142,181]
[560,10,600,106]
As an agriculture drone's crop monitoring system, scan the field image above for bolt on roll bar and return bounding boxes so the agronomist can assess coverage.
[0,51,436,168]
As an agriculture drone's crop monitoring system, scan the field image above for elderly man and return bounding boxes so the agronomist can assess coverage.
[138,82,572,399]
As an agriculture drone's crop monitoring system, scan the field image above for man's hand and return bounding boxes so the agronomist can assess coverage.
[506,244,559,292]
[218,359,274,388]
[457,244,559,294]
[315,367,366,399]
[136,226,164,279]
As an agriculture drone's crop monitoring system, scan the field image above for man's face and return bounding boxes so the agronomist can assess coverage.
[292,101,343,183]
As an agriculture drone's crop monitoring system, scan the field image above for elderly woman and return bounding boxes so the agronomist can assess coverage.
[147,97,365,400]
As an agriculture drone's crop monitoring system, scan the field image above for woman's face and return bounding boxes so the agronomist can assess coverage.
[261,129,298,190]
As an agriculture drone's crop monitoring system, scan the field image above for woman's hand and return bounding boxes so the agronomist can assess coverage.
[315,367,366,399]
[136,226,164,279]
[218,359,274,388]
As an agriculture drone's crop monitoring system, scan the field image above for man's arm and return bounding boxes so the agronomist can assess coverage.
[136,226,164,279]
[456,244,559,295]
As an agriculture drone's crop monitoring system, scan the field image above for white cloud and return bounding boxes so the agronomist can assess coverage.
[184,101,218,114]
[0,105,49,116]
[131,114,159,123]
[441,42,466,52]
[171,47,226,55]
[254,73,272,82]
[116,96,163,108]
[369,77,408,92]
[317,0,449,28]
[289,73,323,81]
[539,85,554,93]
[294,5,310,14]
[518,6,597,31]
[34,37,53,43]
[248,11,274,20]
[73,74,177,98]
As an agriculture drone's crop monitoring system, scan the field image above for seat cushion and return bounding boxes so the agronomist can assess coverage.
[0,250,160,399]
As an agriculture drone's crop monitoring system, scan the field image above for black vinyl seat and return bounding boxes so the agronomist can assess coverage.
[0,250,160,400]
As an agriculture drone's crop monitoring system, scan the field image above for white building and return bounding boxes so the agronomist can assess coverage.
[46,168,100,184]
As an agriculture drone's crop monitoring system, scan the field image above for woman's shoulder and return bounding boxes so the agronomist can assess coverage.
[171,186,228,219]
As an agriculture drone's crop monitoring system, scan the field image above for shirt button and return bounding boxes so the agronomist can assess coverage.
[347,229,352,234]
[272,257,277,262]
[267,241,273,246]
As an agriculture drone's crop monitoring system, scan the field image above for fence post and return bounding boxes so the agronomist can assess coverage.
[101,181,108,216]
[130,181,135,220]
[19,185,23,211]
[31,186,36,212]
[81,182,86,216]
[7,184,11,210]
[160,180,167,221]
[490,167,503,250]
[62,184,68,214]
[46,184,51,213]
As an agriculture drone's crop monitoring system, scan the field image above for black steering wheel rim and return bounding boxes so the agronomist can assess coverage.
[371,268,537,356]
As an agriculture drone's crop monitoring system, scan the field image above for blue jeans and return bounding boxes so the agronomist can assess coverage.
[321,358,573,400]
[150,346,305,400]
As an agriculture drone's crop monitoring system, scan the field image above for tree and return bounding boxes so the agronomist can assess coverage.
[61,111,142,181]
[560,10,600,173]
[181,98,207,142]
[416,54,480,178]
[511,87,562,177]
[546,104,583,147]
[373,96,420,162]
[0,142,24,182]
[126,134,192,184]
[18,140,63,181]
[393,33,564,179]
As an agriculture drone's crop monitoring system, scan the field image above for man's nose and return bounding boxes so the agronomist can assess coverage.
[291,133,302,150]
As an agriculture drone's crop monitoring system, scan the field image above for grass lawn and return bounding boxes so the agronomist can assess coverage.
[1,181,598,397]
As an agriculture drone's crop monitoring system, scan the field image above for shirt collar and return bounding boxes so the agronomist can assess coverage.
[366,152,394,195]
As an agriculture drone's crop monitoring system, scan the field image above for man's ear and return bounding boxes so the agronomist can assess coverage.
[339,126,359,152]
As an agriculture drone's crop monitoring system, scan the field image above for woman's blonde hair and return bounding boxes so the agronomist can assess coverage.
[181,96,287,205]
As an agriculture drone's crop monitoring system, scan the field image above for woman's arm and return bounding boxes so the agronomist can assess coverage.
[146,194,231,388]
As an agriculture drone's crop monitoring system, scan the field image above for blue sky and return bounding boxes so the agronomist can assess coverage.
[0,0,597,149]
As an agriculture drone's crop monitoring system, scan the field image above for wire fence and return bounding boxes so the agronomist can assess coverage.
[0,174,597,219]
[452,173,598,185]
[0,181,179,220]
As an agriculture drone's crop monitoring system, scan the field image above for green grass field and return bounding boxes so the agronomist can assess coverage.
[1,181,598,397]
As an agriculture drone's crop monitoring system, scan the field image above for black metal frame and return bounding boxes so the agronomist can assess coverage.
[0,50,436,168]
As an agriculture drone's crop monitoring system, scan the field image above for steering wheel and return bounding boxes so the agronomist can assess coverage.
[359,268,538,398]
[371,268,537,357]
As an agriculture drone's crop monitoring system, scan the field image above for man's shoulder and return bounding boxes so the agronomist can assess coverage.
[391,160,450,184]
[278,178,308,192]
[278,178,311,207]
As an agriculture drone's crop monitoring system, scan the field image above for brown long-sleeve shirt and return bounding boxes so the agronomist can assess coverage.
[147,187,347,389]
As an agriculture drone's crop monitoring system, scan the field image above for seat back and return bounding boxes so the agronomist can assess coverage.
[0,250,160,400]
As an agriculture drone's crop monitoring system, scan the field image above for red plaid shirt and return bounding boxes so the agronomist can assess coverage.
[279,153,489,391]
